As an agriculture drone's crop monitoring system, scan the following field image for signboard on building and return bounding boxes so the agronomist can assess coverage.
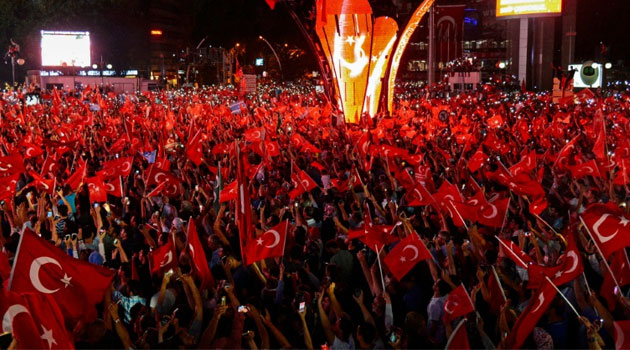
[496,0,562,18]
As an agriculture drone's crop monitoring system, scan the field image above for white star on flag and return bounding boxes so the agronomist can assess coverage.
[40,325,57,350]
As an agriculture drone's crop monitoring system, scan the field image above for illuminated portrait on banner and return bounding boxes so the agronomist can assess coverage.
[315,0,397,124]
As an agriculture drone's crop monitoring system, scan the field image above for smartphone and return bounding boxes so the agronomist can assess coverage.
[354,288,362,298]
[47,211,53,218]
[299,302,306,313]
[94,203,99,208]
[238,305,249,313]
[114,238,119,245]
[220,296,227,306]
[389,333,398,343]
[64,234,70,240]
[71,233,78,240]
[195,185,199,191]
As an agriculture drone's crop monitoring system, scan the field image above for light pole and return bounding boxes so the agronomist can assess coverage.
[259,35,283,81]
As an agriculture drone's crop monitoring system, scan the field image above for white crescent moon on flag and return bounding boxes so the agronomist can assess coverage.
[482,203,498,219]
[592,214,619,244]
[188,244,195,258]
[444,299,458,314]
[160,251,173,267]
[105,183,115,192]
[263,230,281,248]
[402,245,419,261]
[532,293,545,313]
[2,304,30,333]
[565,251,579,274]
[30,257,62,294]
[615,322,625,350]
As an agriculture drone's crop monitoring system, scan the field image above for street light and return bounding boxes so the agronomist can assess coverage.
[259,35,284,81]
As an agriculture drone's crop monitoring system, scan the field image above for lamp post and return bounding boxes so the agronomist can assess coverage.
[259,35,283,81]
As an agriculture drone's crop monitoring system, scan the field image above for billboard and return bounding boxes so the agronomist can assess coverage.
[41,31,91,67]
[568,63,603,89]
[496,0,562,18]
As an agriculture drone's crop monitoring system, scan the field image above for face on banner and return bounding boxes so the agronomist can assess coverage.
[316,0,397,124]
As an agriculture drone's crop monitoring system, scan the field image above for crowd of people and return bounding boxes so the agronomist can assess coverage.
[1,79,630,350]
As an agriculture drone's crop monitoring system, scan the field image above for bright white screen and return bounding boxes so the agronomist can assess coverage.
[41,31,91,67]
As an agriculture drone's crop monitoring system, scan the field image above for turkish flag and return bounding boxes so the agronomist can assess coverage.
[569,159,603,179]
[477,197,509,228]
[614,321,630,350]
[265,0,278,10]
[0,154,25,174]
[467,147,487,172]
[104,176,123,198]
[186,130,204,166]
[496,236,534,269]
[528,233,583,289]
[244,127,265,142]
[509,150,536,176]
[145,165,181,197]
[98,157,133,179]
[505,281,556,349]
[0,250,10,283]
[0,289,46,349]
[86,175,108,203]
[554,136,578,169]
[580,203,630,259]
[289,170,317,199]
[146,181,167,198]
[27,171,55,195]
[0,172,20,201]
[219,181,237,202]
[65,158,87,191]
[384,234,431,281]
[22,293,74,349]
[149,240,178,275]
[245,220,289,265]
[264,140,281,157]
[41,154,58,176]
[600,251,630,308]
[21,142,44,159]
[443,285,474,324]
[445,319,470,350]
[405,184,434,207]
[434,181,463,211]
[187,220,214,290]
[236,145,255,266]
[9,229,115,322]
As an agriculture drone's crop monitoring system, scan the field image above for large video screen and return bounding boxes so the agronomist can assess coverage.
[41,31,91,67]
[496,0,562,18]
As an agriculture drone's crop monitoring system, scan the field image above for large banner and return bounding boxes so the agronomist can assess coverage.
[435,5,466,66]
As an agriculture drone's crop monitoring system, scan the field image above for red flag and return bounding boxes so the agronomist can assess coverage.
[236,144,255,266]
[187,220,214,290]
[219,181,237,202]
[384,234,431,281]
[614,321,630,350]
[0,155,25,174]
[264,140,281,157]
[21,142,44,159]
[405,184,434,207]
[509,150,537,176]
[245,220,289,265]
[28,171,55,195]
[445,319,470,350]
[289,169,317,199]
[505,281,557,349]
[496,237,534,269]
[185,130,205,166]
[0,289,46,349]
[9,229,115,322]
[149,240,178,275]
[22,293,75,349]
[600,251,630,308]
[244,127,265,142]
[98,157,133,178]
[65,158,87,191]
[554,136,578,169]
[443,285,474,324]
[0,173,20,200]
[477,197,509,228]
[580,203,630,259]
[40,154,58,176]
[467,147,487,172]
[145,166,182,197]
[86,175,108,203]
[569,159,603,179]
[528,233,583,289]
[0,250,10,283]
[265,0,278,10]
[104,176,124,198]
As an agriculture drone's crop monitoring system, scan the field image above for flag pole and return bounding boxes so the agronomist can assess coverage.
[448,200,469,231]
[445,318,467,350]
[533,212,560,236]
[499,197,511,233]
[7,227,28,290]
[491,265,507,302]
[544,276,581,319]
[579,216,622,291]
[375,245,386,292]
[495,235,527,268]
